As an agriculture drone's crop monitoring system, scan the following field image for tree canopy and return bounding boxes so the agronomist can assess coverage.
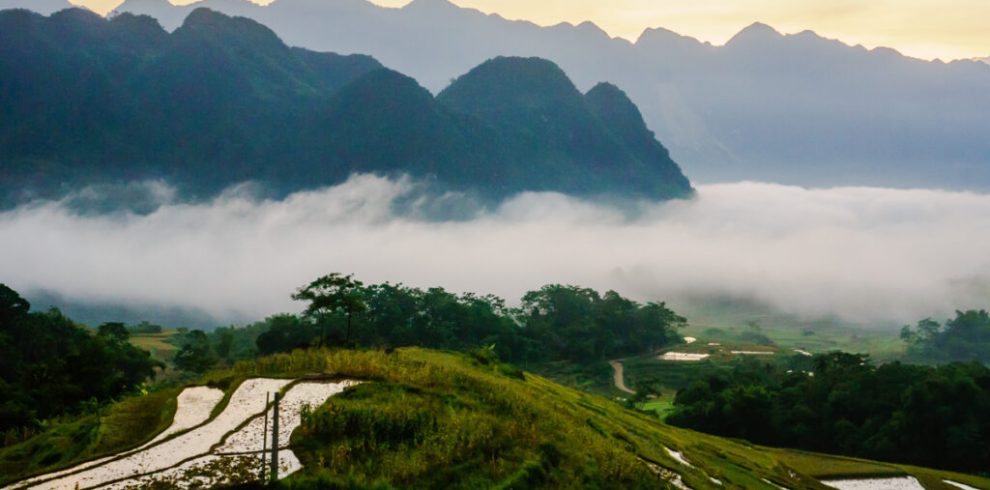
[667,352,990,473]
[293,273,367,346]
[901,310,990,363]
[281,275,684,364]
[0,284,159,439]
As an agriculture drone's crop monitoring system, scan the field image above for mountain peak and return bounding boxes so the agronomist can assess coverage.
[636,26,680,43]
[726,21,782,46]
[574,20,608,37]
[176,7,283,47]
[403,0,457,12]
[438,56,579,110]
[0,0,74,15]
[180,7,229,27]
[635,26,705,49]
[586,82,649,135]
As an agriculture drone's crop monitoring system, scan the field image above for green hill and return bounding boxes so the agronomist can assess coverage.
[4,348,987,489]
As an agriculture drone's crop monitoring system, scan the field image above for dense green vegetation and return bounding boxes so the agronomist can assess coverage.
[667,351,990,473]
[901,310,990,363]
[0,387,178,483]
[183,275,686,372]
[0,8,691,206]
[0,284,159,443]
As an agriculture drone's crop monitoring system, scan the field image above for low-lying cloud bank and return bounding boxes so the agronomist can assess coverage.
[2,175,988,326]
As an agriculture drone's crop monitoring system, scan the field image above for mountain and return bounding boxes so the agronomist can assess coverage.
[93,0,990,190]
[0,8,692,204]
[437,57,690,196]
[0,0,73,15]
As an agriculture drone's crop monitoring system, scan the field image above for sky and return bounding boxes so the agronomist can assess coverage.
[70,0,990,61]
[3,175,988,326]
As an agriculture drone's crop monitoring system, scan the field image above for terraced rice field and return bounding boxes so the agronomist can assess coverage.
[4,379,356,490]
[944,482,981,490]
[823,476,925,490]
[659,352,710,362]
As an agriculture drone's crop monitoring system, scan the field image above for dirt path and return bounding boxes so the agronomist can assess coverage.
[609,360,636,395]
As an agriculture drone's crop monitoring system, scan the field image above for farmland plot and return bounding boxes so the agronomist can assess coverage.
[7,379,354,489]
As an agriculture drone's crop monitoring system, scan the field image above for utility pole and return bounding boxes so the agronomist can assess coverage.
[270,392,280,483]
[260,392,269,482]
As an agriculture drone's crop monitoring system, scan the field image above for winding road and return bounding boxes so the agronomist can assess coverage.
[609,360,636,395]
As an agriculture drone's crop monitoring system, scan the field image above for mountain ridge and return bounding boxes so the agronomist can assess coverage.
[0,7,693,205]
[78,0,990,191]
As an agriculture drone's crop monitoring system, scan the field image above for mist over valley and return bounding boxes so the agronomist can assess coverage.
[4,175,987,328]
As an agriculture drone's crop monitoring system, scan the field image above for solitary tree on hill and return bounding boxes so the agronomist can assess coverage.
[293,273,367,347]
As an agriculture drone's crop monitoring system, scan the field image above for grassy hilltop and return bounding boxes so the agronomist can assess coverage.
[4,348,988,489]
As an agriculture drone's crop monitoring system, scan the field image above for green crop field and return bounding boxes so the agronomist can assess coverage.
[129,329,181,363]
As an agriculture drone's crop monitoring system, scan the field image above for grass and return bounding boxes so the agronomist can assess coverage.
[91,388,180,455]
[0,388,179,486]
[7,347,990,489]
[635,397,675,419]
[130,329,182,363]
[527,359,617,396]
[236,348,990,490]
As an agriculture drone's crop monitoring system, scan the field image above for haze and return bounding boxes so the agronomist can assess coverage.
[2,175,987,326]
[69,0,990,61]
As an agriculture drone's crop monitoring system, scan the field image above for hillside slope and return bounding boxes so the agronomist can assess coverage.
[4,348,988,489]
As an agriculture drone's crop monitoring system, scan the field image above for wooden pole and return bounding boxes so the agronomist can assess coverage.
[270,392,280,483]
[260,392,269,482]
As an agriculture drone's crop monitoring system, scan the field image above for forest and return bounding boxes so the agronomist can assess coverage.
[0,284,158,441]
[667,348,990,473]
[900,309,990,363]
[176,274,686,369]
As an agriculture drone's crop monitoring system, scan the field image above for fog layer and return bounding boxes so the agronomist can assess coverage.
[2,175,987,325]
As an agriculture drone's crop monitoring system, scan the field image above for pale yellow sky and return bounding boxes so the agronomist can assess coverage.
[73,0,989,61]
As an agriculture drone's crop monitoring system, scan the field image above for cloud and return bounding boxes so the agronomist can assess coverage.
[1,174,988,326]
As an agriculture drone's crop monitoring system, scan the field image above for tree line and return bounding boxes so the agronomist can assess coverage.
[667,351,990,473]
[901,309,990,364]
[171,274,686,372]
[0,284,158,443]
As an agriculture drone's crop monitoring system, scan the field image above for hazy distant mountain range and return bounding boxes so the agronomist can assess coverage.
[0,7,691,204]
[81,0,990,189]
[3,0,989,189]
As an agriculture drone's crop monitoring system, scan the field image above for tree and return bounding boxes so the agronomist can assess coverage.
[255,314,316,355]
[0,285,157,435]
[901,311,990,363]
[0,283,30,325]
[174,330,218,373]
[98,322,130,343]
[293,274,368,347]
